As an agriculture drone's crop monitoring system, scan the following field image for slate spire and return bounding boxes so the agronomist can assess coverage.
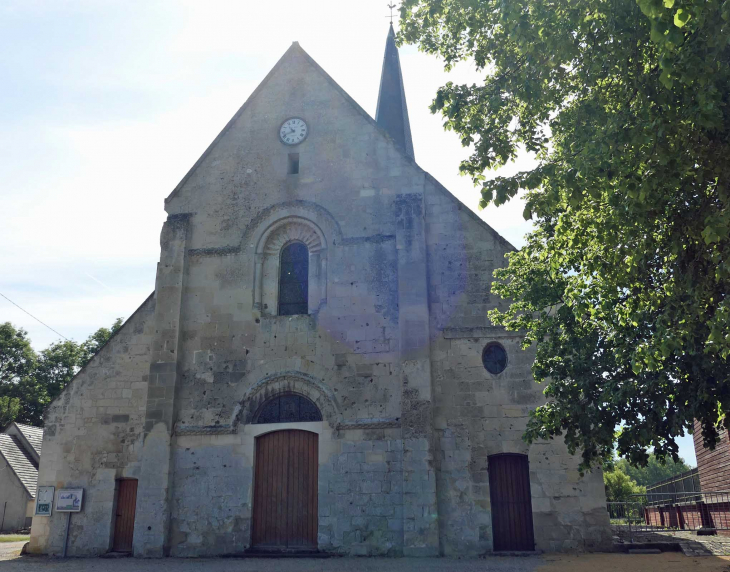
[376,23,414,160]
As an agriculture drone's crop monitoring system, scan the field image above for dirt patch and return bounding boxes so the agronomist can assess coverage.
[537,552,730,572]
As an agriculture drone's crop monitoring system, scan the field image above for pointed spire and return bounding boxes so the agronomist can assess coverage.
[376,23,414,160]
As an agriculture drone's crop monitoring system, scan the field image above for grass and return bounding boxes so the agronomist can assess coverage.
[0,535,29,543]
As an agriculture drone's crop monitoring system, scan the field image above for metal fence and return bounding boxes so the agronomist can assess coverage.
[608,491,730,543]
[646,467,701,500]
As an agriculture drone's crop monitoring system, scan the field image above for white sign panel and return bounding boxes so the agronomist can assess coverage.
[56,489,83,512]
[35,486,54,516]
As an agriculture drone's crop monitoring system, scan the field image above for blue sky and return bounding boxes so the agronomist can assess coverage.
[0,0,696,466]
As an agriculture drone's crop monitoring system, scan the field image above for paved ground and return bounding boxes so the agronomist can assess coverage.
[539,553,730,571]
[0,546,729,572]
[614,526,730,556]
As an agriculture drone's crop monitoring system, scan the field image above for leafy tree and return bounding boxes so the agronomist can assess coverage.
[615,454,691,487]
[79,317,123,367]
[0,323,36,385]
[0,396,21,427]
[400,0,730,470]
[0,319,124,426]
[21,341,85,425]
[604,466,646,502]
[0,323,37,426]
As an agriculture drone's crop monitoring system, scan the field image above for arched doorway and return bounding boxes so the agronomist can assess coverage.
[251,395,321,551]
[488,453,535,552]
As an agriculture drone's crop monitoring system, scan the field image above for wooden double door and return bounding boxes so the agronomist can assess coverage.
[251,430,318,551]
[489,454,535,552]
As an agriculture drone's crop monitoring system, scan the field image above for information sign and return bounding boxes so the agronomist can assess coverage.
[56,489,83,512]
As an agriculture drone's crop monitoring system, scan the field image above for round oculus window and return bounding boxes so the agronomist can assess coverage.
[482,343,507,375]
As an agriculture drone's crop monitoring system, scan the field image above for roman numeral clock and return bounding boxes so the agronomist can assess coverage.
[279,117,308,145]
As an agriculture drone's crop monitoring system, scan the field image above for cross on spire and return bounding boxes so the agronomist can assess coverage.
[387,3,397,24]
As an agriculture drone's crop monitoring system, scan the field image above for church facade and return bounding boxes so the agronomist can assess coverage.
[28,28,611,557]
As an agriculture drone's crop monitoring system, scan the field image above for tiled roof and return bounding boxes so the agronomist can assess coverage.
[14,423,43,457]
[0,434,38,498]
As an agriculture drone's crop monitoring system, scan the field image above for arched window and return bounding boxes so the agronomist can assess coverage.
[255,394,323,424]
[254,216,327,317]
[278,242,309,315]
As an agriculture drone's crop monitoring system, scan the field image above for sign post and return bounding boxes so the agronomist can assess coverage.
[56,489,83,558]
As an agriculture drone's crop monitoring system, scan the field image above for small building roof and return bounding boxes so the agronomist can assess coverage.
[13,423,43,457]
[0,433,38,498]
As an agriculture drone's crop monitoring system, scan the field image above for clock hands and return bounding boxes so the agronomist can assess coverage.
[280,119,306,144]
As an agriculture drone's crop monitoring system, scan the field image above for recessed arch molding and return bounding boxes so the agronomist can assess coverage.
[235,371,342,429]
[253,215,329,315]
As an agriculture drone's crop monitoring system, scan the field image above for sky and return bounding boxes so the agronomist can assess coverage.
[0,0,696,466]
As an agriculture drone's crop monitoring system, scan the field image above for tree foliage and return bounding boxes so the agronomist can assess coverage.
[79,317,123,368]
[0,395,21,428]
[0,319,123,426]
[604,465,646,502]
[400,0,730,470]
[0,323,36,385]
[615,454,691,486]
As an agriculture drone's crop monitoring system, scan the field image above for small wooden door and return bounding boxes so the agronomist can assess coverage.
[489,454,535,552]
[252,430,318,550]
[112,479,138,552]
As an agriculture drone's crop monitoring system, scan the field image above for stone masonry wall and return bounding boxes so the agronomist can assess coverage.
[174,241,401,434]
[28,295,155,556]
[163,45,414,444]
[168,424,404,556]
[424,178,612,554]
[155,44,419,555]
[320,431,404,556]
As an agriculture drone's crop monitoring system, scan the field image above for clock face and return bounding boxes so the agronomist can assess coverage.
[279,117,308,145]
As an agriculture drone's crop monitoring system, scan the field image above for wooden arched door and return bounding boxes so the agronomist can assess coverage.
[489,453,535,552]
[252,430,318,551]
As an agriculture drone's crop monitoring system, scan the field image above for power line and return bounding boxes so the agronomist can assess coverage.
[0,292,69,341]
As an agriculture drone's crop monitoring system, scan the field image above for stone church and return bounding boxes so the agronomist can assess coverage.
[29,26,610,557]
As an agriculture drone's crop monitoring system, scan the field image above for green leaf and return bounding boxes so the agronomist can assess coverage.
[667,26,684,46]
[675,8,691,27]
[638,0,664,18]
[651,21,667,43]
[659,69,674,88]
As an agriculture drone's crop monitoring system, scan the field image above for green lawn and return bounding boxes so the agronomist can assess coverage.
[0,535,29,543]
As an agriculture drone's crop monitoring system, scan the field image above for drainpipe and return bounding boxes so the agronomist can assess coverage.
[1,501,7,532]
